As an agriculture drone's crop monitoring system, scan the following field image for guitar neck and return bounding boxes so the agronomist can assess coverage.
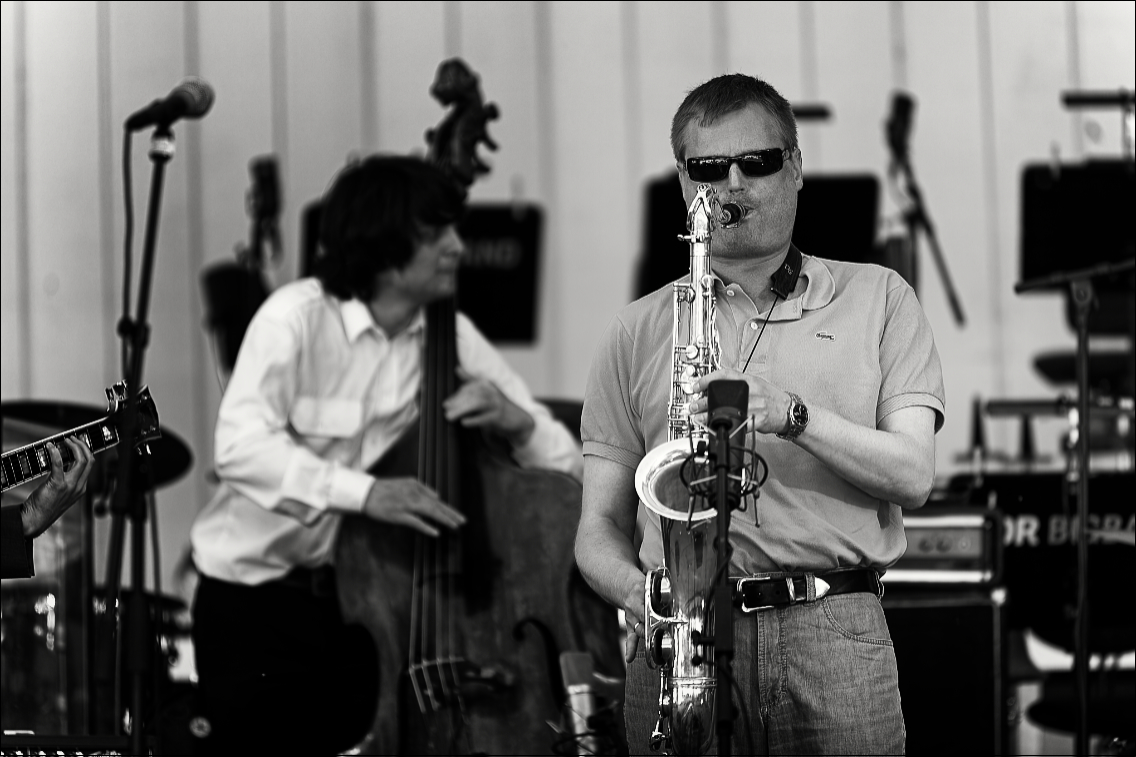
[1,417,119,493]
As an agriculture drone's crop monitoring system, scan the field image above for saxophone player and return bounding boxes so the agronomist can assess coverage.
[575,73,944,755]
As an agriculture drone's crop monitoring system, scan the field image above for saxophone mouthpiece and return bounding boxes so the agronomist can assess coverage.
[719,203,745,228]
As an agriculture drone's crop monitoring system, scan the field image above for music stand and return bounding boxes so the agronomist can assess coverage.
[1016,257,1136,757]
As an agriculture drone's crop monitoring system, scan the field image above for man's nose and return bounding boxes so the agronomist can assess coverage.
[447,227,466,257]
[726,161,747,191]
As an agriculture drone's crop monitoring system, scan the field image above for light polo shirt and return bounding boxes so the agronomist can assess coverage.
[581,252,945,575]
[192,278,583,585]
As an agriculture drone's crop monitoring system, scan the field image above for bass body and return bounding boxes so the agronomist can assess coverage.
[335,297,620,755]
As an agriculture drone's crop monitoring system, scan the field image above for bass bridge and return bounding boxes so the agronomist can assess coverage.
[409,657,516,714]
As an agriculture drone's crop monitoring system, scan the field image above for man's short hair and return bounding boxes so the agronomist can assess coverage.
[670,73,798,162]
[315,155,465,301]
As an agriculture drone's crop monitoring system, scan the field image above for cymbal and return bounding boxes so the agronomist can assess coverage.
[1,398,194,491]
[1,398,106,430]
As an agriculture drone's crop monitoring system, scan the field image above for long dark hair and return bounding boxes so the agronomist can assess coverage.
[315,155,465,301]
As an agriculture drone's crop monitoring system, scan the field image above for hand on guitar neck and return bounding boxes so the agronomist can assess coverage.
[19,437,95,538]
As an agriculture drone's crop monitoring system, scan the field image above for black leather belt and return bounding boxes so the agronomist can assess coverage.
[275,565,337,599]
[732,568,881,613]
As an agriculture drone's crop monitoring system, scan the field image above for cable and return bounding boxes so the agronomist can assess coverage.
[741,291,783,373]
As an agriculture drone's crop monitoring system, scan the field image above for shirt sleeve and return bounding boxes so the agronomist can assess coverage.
[213,306,374,524]
[876,276,947,432]
[580,313,646,470]
[455,313,583,481]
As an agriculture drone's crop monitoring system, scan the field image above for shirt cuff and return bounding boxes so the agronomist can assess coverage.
[328,467,374,513]
[510,413,570,470]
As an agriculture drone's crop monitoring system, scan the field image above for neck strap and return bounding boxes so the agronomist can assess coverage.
[770,245,803,299]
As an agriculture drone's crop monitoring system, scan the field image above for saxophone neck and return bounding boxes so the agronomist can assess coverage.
[681,184,743,249]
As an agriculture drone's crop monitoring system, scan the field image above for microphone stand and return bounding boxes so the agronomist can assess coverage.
[1015,256,1136,757]
[96,124,176,756]
[895,156,966,326]
[710,415,740,757]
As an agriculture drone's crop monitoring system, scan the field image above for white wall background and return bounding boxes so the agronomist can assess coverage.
[2,1,1134,601]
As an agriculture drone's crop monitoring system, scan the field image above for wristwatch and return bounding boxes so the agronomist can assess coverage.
[777,392,809,440]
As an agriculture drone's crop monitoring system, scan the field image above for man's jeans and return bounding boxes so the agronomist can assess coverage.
[625,592,906,755]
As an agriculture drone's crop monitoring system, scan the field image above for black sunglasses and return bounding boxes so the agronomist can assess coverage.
[684,148,790,183]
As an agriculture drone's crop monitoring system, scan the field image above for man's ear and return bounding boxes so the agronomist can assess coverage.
[791,148,804,190]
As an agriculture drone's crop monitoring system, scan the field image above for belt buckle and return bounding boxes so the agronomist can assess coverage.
[737,576,796,613]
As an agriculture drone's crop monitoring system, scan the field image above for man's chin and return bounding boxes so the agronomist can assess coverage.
[427,280,458,301]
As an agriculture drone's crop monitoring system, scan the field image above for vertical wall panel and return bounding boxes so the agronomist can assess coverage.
[459,1,542,205]
[725,1,805,101]
[635,2,716,176]
[904,1,999,472]
[23,1,105,400]
[811,0,891,174]
[990,0,1076,409]
[547,1,634,397]
[721,0,810,314]
[280,1,363,281]
[0,1,26,396]
[460,1,553,392]
[374,0,446,157]
[197,0,274,277]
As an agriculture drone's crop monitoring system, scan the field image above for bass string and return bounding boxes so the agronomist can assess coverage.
[411,297,463,699]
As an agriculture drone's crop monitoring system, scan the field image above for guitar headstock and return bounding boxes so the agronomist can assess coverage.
[105,382,162,448]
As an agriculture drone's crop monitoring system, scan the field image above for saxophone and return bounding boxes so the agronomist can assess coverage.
[634,184,741,755]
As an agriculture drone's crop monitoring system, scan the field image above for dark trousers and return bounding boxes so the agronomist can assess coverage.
[191,571,378,756]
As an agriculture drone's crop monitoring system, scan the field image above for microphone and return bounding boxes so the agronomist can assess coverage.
[707,379,748,434]
[885,91,915,167]
[125,77,215,132]
[706,379,758,513]
[559,652,599,756]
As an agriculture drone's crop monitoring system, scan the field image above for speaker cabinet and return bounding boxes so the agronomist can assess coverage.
[884,589,1006,755]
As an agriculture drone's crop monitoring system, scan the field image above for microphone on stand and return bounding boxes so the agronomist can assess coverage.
[707,379,750,504]
[559,651,600,756]
[124,77,215,131]
[706,379,749,756]
[707,380,748,432]
[885,91,915,171]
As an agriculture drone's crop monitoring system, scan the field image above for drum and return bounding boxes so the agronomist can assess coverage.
[0,581,72,733]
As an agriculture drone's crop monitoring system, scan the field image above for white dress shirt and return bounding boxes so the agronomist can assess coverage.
[191,278,582,585]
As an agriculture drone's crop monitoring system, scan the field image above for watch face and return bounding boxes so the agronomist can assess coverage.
[792,403,809,426]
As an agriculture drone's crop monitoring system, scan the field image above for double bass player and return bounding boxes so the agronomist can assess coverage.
[189,155,581,755]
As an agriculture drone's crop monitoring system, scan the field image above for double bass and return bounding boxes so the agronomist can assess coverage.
[334,59,622,755]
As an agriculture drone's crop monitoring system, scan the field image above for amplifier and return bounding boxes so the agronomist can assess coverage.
[883,508,1002,585]
[883,590,1007,755]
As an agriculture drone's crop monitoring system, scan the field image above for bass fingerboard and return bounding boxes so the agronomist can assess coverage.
[1,419,119,493]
